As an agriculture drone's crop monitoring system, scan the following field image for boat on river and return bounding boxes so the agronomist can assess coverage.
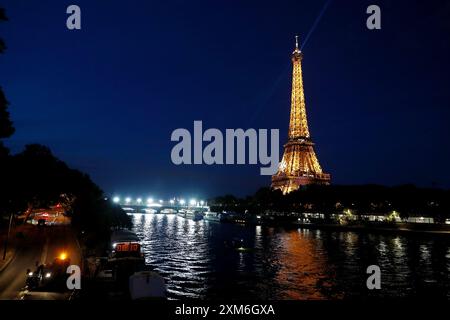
[220,212,258,224]
[129,271,166,300]
[177,209,187,218]
[203,211,223,222]
[185,210,203,221]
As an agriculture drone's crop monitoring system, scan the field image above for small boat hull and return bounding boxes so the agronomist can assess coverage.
[129,271,166,300]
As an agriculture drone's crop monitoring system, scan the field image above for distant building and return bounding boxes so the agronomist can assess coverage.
[405,216,434,224]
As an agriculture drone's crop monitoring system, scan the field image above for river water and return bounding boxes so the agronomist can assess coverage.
[131,213,450,300]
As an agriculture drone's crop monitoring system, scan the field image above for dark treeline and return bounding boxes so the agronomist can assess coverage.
[1,144,132,231]
[209,184,450,223]
[0,8,130,244]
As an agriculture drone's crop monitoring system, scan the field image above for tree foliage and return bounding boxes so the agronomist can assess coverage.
[0,8,14,157]
[209,184,450,222]
[2,144,131,230]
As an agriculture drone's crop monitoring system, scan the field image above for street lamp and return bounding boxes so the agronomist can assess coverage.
[137,198,142,204]
[125,197,131,204]
[169,199,175,205]
[113,197,120,203]
[179,199,185,205]
[189,199,196,206]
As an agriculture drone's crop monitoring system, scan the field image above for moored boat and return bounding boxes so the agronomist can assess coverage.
[203,211,223,222]
[129,271,167,300]
[110,229,143,260]
[161,208,177,214]
[177,209,187,218]
[185,210,203,221]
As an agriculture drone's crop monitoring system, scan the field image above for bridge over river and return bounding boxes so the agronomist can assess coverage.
[112,198,208,214]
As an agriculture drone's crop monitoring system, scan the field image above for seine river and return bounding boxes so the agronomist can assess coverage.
[131,213,450,300]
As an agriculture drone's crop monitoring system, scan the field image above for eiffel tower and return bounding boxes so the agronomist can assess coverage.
[271,36,330,194]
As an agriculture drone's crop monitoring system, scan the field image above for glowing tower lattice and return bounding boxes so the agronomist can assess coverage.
[271,36,330,194]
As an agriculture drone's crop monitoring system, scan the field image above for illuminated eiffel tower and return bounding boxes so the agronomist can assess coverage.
[271,36,330,194]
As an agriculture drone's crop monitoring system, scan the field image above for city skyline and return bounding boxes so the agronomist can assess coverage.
[1,1,450,198]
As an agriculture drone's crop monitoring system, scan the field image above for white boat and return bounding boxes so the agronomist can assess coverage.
[204,211,222,222]
[185,210,203,221]
[160,208,177,214]
[177,210,187,218]
[129,271,166,300]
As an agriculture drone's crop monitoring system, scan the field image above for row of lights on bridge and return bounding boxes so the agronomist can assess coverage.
[112,197,206,207]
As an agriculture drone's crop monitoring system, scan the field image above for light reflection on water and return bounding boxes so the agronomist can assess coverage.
[132,214,450,300]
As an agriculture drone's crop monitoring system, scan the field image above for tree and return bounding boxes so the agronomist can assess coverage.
[0,88,13,140]
[0,8,7,54]
[0,7,14,222]
[6,143,131,240]
[0,8,14,146]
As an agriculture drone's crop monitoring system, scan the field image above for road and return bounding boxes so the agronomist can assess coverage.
[0,225,81,300]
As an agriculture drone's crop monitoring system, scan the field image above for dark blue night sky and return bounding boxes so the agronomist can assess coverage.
[1,0,450,199]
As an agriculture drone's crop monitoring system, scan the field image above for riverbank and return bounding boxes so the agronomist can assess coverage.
[131,211,450,236]
[292,221,450,236]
